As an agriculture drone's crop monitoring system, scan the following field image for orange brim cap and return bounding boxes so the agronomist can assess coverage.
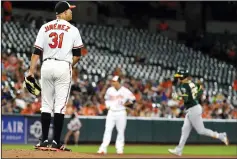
[70,5,76,9]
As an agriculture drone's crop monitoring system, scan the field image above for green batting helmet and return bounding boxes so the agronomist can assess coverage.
[174,68,189,79]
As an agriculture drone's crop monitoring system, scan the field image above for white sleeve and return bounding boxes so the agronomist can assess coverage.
[104,88,110,100]
[34,26,44,51]
[104,89,112,109]
[73,29,84,49]
[126,89,136,101]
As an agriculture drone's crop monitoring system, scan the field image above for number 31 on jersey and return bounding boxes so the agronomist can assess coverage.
[49,32,64,48]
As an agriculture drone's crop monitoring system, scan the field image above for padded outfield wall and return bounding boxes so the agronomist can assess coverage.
[2,114,237,144]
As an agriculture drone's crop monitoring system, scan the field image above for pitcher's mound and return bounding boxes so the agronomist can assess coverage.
[2,149,236,158]
[3,149,101,158]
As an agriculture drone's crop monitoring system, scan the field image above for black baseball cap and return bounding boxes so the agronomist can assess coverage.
[174,68,189,78]
[55,1,76,15]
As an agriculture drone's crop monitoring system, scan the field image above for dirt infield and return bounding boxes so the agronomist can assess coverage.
[2,149,236,158]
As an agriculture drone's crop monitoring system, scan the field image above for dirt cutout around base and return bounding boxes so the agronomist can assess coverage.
[2,149,236,158]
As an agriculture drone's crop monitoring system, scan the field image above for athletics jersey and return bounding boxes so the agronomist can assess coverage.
[178,80,203,109]
[34,19,83,64]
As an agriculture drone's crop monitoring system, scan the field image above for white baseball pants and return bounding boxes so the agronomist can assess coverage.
[176,104,221,152]
[99,110,127,153]
[40,59,72,114]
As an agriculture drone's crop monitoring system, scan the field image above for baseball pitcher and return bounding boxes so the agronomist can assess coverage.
[97,76,136,154]
[28,1,83,152]
[168,69,229,156]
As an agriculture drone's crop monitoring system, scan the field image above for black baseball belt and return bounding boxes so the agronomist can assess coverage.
[43,58,60,62]
[43,58,70,64]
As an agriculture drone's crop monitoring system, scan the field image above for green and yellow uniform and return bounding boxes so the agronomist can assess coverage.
[171,68,227,155]
[176,81,203,109]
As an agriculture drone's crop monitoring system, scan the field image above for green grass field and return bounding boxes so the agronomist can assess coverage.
[2,144,237,156]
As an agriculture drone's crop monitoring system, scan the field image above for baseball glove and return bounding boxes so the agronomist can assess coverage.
[24,76,41,96]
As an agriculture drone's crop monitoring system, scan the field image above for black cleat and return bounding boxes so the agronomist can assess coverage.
[34,140,50,151]
[49,140,71,152]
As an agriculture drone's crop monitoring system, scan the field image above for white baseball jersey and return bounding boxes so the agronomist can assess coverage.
[67,117,82,131]
[104,86,136,111]
[34,19,83,64]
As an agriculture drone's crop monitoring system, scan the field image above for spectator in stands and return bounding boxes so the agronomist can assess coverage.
[71,80,81,96]
[3,1,12,22]
[150,106,161,117]
[233,78,237,91]
[232,96,237,107]
[35,16,44,29]
[85,80,96,96]
[15,90,27,110]
[31,98,41,114]
[65,99,76,115]
[227,46,236,61]
[97,98,107,116]
[12,100,22,114]
[21,103,34,115]
[2,54,8,81]
[159,78,172,98]
[1,51,236,119]
[211,108,221,119]
[23,89,35,103]
[72,95,82,111]
[5,54,18,73]
[22,13,32,28]
[91,95,99,107]
[2,86,12,101]
[157,20,169,32]
[2,4,237,121]
[96,80,106,93]
[2,98,11,114]
[202,103,212,119]
[231,107,237,119]
[2,101,13,114]
[79,102,97,116]
[134,89,142,102]
[206,31,237,65]
[135,55,146,64]
[81,47,88,56]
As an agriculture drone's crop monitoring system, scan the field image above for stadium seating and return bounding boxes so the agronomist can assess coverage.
[1,20,237,100]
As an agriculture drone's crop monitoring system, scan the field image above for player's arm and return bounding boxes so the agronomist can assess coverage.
[124,89,136,108]
[172,92,183,100]
[104,88,112,109]
[28,26,44,76]
[173,85,189,102]
[180,94,189,103]
[180,84,189,102]
[196,83,204,99]
[72,29,84,67]
[72,53,80,67]
[28,54,40,76]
